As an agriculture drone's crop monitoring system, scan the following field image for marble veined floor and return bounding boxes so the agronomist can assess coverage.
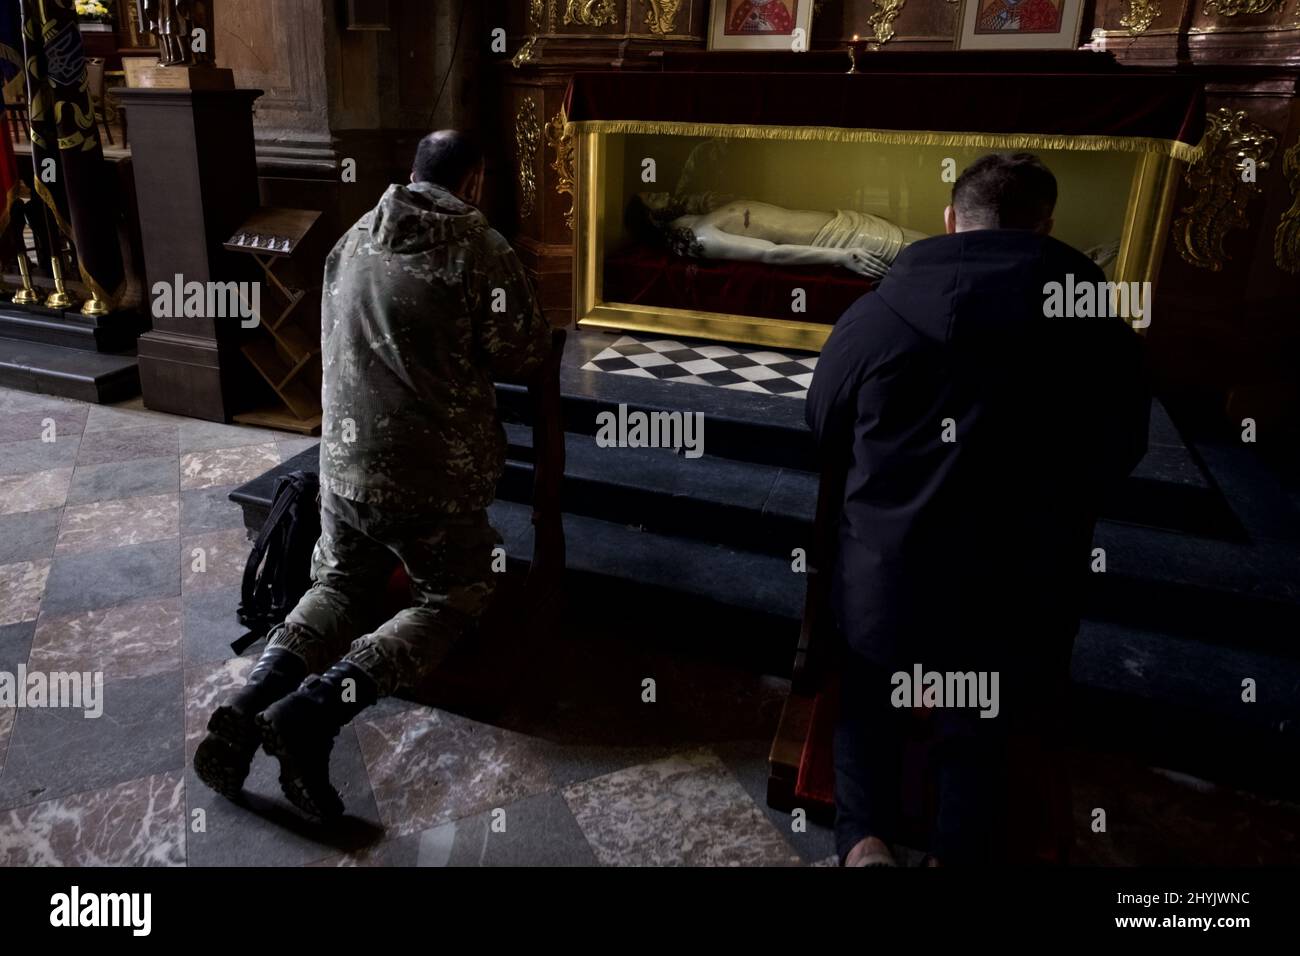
[0,385,1297,867]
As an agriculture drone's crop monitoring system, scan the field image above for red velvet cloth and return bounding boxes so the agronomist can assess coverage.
[604,243,875,326]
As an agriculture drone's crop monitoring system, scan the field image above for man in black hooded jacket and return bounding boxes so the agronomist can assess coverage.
[806,153,1149,867]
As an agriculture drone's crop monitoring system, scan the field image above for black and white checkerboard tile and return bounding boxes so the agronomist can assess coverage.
[581,335,818,399]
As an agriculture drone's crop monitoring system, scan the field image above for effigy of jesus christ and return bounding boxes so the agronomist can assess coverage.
[637,194,929,279]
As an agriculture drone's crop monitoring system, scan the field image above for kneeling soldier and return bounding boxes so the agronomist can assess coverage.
[196,130,551,818]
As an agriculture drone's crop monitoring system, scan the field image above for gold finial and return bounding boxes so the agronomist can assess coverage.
[46,249,76,310]
[13,253,39,305]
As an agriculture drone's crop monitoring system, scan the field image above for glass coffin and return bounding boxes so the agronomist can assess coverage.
[567,69,1205,352]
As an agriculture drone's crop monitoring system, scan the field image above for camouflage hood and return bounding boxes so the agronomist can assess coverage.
[369,181,486,255]
[317,181,551,515]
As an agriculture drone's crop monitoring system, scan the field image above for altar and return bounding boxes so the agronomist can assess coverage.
[565,59,1206,352]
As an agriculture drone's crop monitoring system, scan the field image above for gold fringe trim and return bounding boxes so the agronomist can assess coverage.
[32,174,73,239]
[31,175,124,310]
[569,120,1205,164]
[0,176,18,240]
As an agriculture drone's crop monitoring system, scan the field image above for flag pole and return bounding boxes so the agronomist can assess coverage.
[15,0,78,312]
[10,0,37,305]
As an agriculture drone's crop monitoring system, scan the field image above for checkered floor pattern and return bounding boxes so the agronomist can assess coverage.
[581,335,819,399]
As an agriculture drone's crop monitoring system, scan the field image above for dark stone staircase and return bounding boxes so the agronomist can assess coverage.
[231,331,1300,795]
[0,303,144,403]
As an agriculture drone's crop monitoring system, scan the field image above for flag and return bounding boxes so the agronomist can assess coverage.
[0,0,21,237]
[20,0,124,306]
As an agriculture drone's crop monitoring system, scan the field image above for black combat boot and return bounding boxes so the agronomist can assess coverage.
[256,660,378,821]
[194,647,308,799]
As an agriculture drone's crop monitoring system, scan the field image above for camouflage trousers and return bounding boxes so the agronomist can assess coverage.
[267,491,502,696]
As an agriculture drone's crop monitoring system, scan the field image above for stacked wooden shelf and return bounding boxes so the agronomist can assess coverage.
[224,207,323,435]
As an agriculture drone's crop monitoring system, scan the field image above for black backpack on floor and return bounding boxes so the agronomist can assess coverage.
[232,471,321,655]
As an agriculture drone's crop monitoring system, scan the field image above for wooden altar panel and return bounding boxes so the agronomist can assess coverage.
[217,0,330,141]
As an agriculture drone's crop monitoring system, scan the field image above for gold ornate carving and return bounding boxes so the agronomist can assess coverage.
[511,36,539,68]
[1202,0,1286,15]
[570,118,1202,162]
[1274,141,1300,273]
[867,0,907,45]
[1174,108,1277,271]
[1120,0,1162,33]
[528,0,545,30]
[515,97,542,220]
[644,0,683,36]
[546,109,577,232]
[564,0,618,26]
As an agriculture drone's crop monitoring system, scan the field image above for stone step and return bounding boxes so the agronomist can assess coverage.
[0,304,146,353]
[497,421,816,558]
[496,360,816,472]
[236,431,1300,654]
[0,337,140,404]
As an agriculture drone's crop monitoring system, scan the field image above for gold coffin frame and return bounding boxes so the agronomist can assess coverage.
[573,121,1192,352]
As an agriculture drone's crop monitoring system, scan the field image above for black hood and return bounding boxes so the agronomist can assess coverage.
[874,230,1103,347]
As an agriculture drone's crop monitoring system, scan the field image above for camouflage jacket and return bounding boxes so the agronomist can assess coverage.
[319,181,551,514]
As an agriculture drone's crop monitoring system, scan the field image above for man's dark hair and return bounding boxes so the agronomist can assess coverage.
[952,152,1057,230]
[412,130,483,189]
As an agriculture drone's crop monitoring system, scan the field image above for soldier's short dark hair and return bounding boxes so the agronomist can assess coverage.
[413,130,483,189]
[952,153,1057,230]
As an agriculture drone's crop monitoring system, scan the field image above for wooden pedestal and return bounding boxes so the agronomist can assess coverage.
[117,87,264,422]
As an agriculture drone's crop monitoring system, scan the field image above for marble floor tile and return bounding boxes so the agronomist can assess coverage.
[180,419,293,454]
[180,483,246,536]
[77,424,179,467]
[0,467,73,515]
[0,620,36,670]
[714,737,838,865]
[0,708,12,778]
[0,559,51,626]
[0,670,183,812]
[181,527,251,593]
[0,435,81,476]
[312,790,598,867]
[0,405,88,444]
[562,749,803,867]
[0,770,186,866]
[277,437,320,461]
[1069,750,1300,865]
[67,456,180,506]
[185,731,384,867]
[182,586,248,667]
[84,399,185,434]
[41,538,180,616]
[30,597,183,682]
[496,631,791,787]
[56,493,180,556]
[0,508,61,565]
[183,656,255,763]
[355,706,555,838]
[0,389,85,416]
[180,444,279,491]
